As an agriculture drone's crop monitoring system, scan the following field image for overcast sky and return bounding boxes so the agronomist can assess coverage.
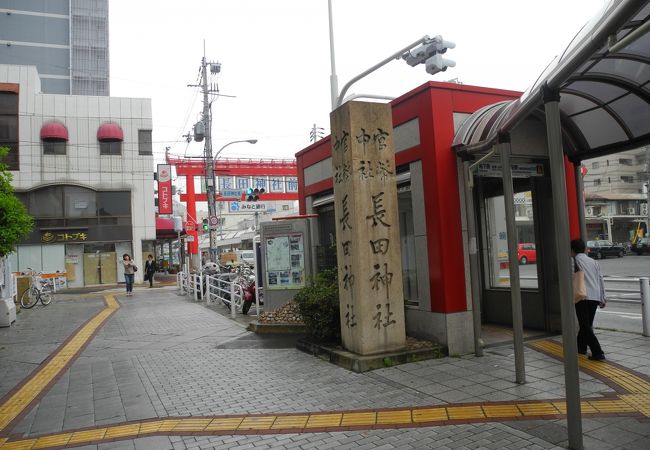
[109,0,607,166]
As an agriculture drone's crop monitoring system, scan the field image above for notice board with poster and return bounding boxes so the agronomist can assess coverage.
[260,218,314,311]
[265,234,305,290]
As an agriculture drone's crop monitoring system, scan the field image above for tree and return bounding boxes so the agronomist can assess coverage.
[0,147,33,256]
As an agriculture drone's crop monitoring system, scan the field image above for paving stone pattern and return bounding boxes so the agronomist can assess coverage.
[2,286,649,449]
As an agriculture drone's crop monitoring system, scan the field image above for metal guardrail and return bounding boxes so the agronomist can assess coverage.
[177,271,251,317]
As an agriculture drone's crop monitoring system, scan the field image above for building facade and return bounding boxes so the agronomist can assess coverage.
[583,148,649,242]
[0,0,109,95]
[2,64,154,287]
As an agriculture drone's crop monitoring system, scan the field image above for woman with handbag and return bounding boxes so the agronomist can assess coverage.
[571,239,607,361]
[122,254,137,296]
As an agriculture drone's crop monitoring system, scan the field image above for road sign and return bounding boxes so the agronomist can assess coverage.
[228,201,268,213]
[185,235,195,242]
[185,220,195,231]
[209,215,218,226]
[221,190,242,199]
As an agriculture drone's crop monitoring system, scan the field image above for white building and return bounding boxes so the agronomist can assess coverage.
[1,64,154,287]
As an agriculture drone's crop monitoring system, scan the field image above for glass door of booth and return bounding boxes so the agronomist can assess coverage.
[476,174,557,331]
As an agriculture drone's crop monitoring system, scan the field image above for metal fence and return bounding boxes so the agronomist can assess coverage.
[177,271,259,317]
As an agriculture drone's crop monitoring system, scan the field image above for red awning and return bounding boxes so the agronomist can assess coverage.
[156,216,184,240]
[40,121,68,141]
[97,122,124,141]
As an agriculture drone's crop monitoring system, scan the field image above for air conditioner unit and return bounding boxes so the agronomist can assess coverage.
[586,206,593,217]
[627,207,636,215]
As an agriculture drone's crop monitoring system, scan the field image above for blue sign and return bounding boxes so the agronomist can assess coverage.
[221,190,242,199]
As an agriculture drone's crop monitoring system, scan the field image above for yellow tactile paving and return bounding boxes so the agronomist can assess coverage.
[340,412,377,426]
[447,405,485,420]
[104,423,141,439]
[66,428,107,445]
[137,420,165,434]
[376,410,412,425]
[271,415,309,429]
[238,416,276,430]
[530,340,650,395]
[482,404,522,418]
[304,413,342,428]
[620,393,650,417]
[171,418,212,432]
[412,407,448,422]
[0,440,37,450]
[205,417,244,431]
[589,399,637,413]
[157,420,181,432]
[0,296,119,433]
[517,402,560,416]
[32,433,71,449]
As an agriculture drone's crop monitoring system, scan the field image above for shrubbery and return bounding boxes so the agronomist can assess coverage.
[293,268,340,343]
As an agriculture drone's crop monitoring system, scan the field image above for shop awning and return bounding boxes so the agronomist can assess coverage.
[40,121,68,141]
[156,216,183,240]
[454,0,650,162]
[97,122,124,141]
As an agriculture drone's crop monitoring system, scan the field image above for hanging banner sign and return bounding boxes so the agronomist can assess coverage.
[157,164,173,214]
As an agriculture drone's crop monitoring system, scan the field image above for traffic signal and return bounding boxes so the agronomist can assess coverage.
[246,187,265,202]
[202,218,208,232]
[401,35,455,75]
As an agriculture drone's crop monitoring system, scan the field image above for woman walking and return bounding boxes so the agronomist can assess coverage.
[122,254,136,296]
[571,239,607,361]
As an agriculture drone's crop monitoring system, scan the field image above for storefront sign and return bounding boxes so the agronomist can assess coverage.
[477,162,545,178]
[265,233,305,290]
[228,201,268,213]
[157,164,173,214]
[41,231,88,243]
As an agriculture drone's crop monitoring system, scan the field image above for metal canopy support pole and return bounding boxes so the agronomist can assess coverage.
[543,85,583,450]
[498,139,525,383]
[463,161,483,357]
[575,164,587,240]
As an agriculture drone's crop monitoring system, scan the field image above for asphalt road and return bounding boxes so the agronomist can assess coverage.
[512,254,649,333]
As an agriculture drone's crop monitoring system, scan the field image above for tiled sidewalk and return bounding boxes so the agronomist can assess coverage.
[0,286,648,449]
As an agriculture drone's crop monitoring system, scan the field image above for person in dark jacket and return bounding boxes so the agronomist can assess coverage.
[571,239,607,361]
[144,254,156,288]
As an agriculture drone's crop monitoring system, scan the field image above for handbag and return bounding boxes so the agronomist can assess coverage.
[133,265,138,272]
[572,259,587,303]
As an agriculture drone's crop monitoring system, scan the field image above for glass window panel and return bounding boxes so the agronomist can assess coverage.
[0,116,18,140]
[398,191,418,306]
[43,141,67,155]
[588,58,650,86]
[17,245,42,272]
[0,143,19,171]
[608,94,650,137]
[30,186,63,217]
[566,80,626,104]
[64,186,97,218]
[484,191,538,289]
[100,141,121,155]
[561,93,598,116]
[97,191,131,216]
[0,92,18,115]
[138,129,152,155]
[571,109,628,148]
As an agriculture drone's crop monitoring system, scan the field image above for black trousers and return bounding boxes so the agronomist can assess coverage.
[575,300,604,356]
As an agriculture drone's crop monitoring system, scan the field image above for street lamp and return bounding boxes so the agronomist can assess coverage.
[207,139,258,262]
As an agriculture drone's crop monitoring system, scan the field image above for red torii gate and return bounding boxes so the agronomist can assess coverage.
[165,150,299,256]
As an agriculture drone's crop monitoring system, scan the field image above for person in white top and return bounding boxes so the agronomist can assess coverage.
[571,239,607,361]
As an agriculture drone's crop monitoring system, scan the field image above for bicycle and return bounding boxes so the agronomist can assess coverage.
[20,270,53,309]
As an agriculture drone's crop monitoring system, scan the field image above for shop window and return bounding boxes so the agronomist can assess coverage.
[97,191,131,216]
[100,141,122,155]
[64,186,97,218]
[0,91,19,170]
[619,158,633,166]
[621,176,634,183]
[138,129,152,155]
[594,179,601,186]
[28,186,64,217]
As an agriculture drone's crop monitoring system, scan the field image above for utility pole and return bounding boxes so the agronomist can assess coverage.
[189,51,221,264]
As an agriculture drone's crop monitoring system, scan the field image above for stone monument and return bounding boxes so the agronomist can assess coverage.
[330,101,406,355]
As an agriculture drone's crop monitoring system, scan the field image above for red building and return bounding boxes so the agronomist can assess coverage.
[295,81,581,353]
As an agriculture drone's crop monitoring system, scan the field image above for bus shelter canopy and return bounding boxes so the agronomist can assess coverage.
[453,0,649,162]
